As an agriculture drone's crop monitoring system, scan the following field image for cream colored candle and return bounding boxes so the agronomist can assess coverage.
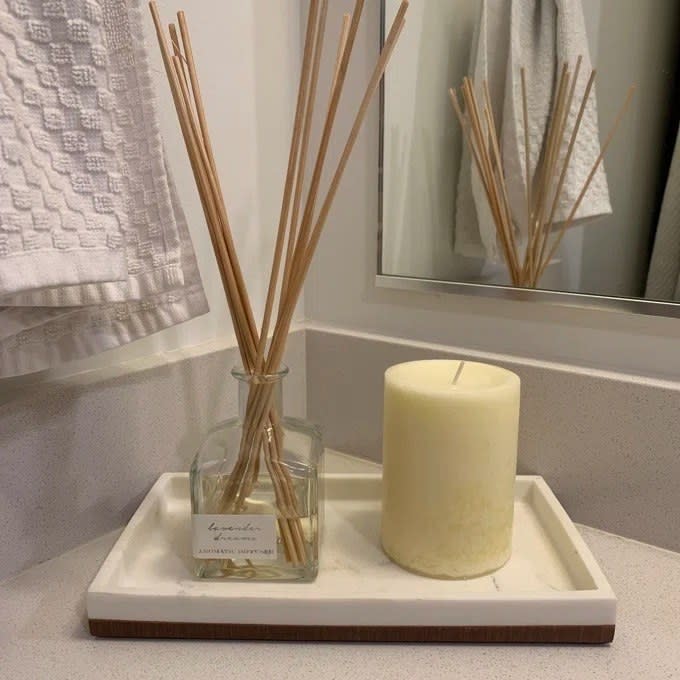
[381,360,520,579]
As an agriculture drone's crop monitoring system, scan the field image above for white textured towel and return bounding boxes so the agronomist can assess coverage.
[455,0,612,261]
[0,0,208,376]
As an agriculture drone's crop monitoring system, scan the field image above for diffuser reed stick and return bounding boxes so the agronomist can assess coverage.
[150,1,408,565]
[450,63,634,288]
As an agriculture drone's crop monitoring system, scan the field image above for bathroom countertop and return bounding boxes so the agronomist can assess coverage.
[2,452,680,680]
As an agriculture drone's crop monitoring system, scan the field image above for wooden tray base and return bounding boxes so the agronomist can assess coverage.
[89,620,615,644]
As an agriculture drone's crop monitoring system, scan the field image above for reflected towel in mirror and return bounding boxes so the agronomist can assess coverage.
[455,0,612,262]
[646,122,680,302]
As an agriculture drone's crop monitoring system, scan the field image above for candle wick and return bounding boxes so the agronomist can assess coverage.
[452,361,465,385]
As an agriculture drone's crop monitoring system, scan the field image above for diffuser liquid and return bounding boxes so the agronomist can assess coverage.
[191,446,320,582]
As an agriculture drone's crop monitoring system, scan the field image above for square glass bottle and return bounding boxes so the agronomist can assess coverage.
[190,366,322,581]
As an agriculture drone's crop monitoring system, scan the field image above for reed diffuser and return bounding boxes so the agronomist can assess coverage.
[450,61,634,288]
[149,1,408,580]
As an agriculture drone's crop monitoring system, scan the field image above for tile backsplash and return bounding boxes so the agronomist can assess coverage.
[4,324,679,580]
[0,331,305,581]
[306,327,680,553]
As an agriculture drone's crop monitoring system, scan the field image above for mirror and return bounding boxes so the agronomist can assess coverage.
[378,0,680,314]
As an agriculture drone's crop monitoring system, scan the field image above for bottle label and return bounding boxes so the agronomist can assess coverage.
[192,514,277,560]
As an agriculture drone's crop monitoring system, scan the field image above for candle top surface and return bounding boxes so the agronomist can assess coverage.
[385,360,519,396]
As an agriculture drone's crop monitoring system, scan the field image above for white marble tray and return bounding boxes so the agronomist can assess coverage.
[87,469,616,643]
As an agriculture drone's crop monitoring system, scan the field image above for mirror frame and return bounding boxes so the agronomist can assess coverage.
[375,0,680,320]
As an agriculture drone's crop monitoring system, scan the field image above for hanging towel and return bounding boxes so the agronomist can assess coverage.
[455,0,612,261]
[0,0,208,377]
[645,122,680,301]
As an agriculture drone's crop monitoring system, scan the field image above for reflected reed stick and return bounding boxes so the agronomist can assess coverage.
[450,64,634,288]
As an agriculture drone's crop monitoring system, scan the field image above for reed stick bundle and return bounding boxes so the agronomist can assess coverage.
[450,63,634,288]
[150,1,408,565]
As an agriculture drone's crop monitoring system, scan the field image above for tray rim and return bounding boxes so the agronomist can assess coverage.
[87,471,617,642]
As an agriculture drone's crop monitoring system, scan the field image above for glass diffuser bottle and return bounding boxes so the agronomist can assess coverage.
[190,366,322,581]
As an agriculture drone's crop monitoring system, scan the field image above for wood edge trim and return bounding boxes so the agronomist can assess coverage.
[88,620,615,644]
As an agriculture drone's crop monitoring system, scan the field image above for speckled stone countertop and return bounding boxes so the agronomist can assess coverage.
[2,452,680,680]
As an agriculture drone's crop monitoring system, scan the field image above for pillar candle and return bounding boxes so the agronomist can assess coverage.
[381,360,520,579]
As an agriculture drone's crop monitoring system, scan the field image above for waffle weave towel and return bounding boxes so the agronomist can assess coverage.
[0,0,208,376]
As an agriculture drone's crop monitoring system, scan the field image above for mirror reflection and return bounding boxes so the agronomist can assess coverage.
[380,0,680,301]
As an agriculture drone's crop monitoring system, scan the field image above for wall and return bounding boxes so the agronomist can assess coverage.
[306,0,680,381]
[7,0,305,383]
